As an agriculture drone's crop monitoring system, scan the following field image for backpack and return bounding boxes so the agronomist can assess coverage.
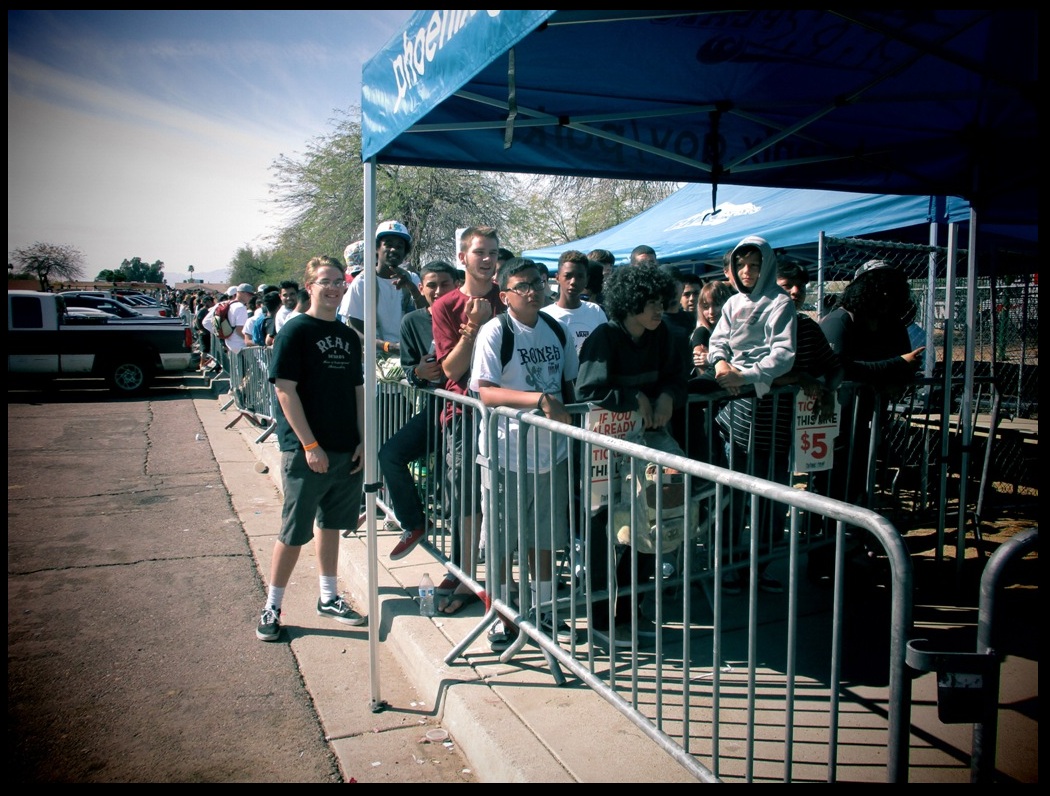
[498,311,567,368]
[212,300,235,340]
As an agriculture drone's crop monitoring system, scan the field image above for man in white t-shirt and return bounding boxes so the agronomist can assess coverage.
[541,249,608,354]
[225,283,256,353]
[273,280,300,334]
[201,285,238,336]
[337,220,426,355]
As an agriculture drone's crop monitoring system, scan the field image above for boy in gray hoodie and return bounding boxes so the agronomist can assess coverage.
[707,235,796,594]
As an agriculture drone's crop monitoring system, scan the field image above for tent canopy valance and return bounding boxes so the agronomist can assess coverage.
[363,10,1036,233]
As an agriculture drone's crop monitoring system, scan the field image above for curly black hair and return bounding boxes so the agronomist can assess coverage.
[839,268,916,325]
[602,264,677,322]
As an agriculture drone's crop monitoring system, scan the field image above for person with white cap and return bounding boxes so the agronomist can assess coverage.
[224,283,256,353]
[338,221,426,355]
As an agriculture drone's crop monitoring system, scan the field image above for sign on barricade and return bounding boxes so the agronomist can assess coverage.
[586,408,643,512]
[794,392,839,472]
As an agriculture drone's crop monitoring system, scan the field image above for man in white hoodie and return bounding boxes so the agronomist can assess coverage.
[707,235,796,595]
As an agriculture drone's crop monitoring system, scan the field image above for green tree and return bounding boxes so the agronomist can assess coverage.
[10,242,85,291]
[120,257,165,283]
[268,107,517,272]
[228,245,273,288]
[95,268,128,282]
[268,109,367,266]
[265,106,682,272]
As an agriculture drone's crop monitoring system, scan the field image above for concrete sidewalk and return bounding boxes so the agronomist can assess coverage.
[199,392,696,783]
[204,389,1038,784]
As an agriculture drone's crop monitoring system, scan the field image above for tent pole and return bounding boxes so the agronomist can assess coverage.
[924,204,938,380]
[817,231,826,320]
[936,225,958,562]
[956,212,978,579]
[363,159,384,711]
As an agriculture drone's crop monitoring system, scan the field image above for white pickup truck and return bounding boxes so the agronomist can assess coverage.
[8,290,194,394]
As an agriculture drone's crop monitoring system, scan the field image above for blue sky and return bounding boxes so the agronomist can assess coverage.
[8,10,411,283]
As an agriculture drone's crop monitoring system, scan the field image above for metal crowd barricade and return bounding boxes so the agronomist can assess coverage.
[215,344,278,442]
[474,399,916,783]
[906,526,1038,783]
[242,364,1024,782]
[373,383,492,621]
[204,332,229,387]
[368,377,921,782]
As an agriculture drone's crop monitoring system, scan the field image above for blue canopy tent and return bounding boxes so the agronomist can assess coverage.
[521,183,972,276]
[355,12,1038,760]
[363,11,1035,231]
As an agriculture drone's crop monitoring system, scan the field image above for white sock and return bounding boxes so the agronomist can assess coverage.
[266,585,285,612]
[319,576,338,603]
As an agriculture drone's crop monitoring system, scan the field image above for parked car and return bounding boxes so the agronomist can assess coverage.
[116,292,164,308]
[59,291,171,318]
[59,294,171,321]
[64,307,124,321]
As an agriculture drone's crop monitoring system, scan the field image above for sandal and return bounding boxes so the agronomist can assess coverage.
[435,574,460,596]
[438,590,481,615]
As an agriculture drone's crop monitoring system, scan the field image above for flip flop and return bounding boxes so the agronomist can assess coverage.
[435,574,460,596]
[438,591,481,615]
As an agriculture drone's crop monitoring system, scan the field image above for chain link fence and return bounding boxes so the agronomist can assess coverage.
[813,237,1038,509]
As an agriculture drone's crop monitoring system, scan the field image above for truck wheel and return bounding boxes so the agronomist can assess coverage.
[106,360,151,395]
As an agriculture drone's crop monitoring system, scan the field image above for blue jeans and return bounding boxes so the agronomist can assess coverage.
[378,398,444,534]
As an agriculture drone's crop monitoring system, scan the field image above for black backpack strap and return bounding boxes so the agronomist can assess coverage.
[499,311,514,369]
[538,311,567,348]
[500,311,567,369]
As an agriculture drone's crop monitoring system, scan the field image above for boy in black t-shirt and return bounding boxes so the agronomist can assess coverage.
[255,256,366,642]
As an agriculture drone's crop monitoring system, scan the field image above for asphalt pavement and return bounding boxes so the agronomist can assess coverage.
[7,376,475,784]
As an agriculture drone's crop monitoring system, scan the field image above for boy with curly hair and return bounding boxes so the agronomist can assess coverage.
[575,264,689,646]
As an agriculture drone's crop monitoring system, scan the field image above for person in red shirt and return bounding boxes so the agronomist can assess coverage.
[429,226,507,620]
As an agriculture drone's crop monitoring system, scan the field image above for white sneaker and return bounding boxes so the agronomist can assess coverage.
[591,624,632,649]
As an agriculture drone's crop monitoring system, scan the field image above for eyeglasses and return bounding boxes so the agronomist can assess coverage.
[682,290,700,298]
[311,279,346,289]
[504,279,546,296]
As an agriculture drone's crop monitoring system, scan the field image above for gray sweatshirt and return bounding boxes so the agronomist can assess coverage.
[707,235,796,398]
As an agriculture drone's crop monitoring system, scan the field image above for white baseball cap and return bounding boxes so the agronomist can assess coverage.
[854,259,895,280]
[375,220,412,249]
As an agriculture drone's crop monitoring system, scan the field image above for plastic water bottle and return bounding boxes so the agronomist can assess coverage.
[418,572,436,617]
